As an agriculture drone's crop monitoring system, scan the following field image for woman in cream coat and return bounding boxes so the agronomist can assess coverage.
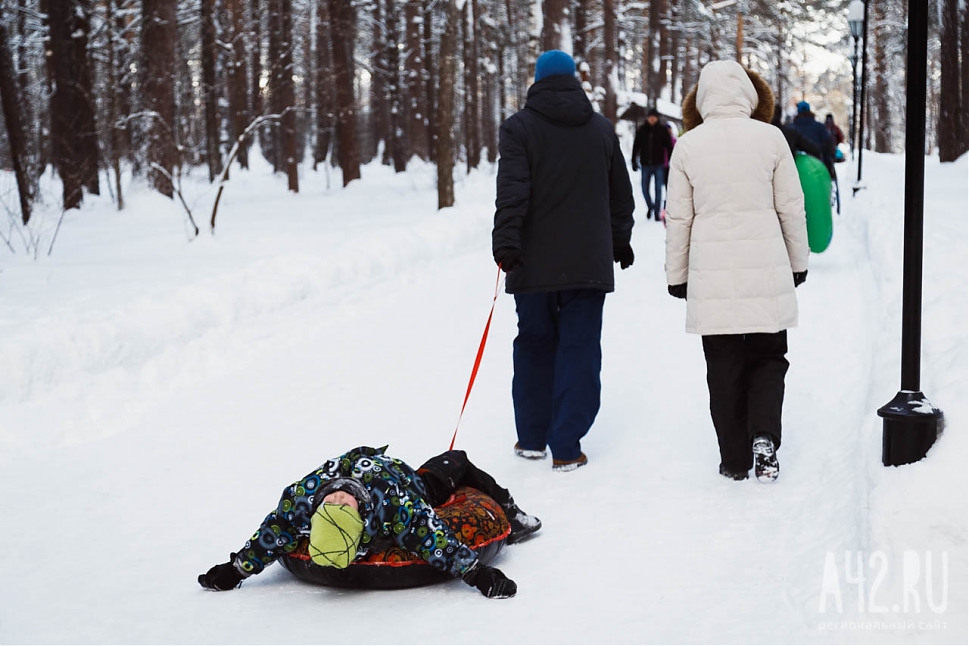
[664,60,810,482]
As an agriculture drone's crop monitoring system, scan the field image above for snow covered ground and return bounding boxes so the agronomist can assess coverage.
[0,150,965,644]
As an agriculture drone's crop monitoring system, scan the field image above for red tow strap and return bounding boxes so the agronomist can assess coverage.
[449,266,505,450]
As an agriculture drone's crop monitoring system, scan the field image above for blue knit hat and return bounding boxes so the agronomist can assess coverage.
[535,50,576,82]
[797,100,811,114]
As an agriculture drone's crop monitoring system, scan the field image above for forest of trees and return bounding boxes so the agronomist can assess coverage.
[0,0,966,229]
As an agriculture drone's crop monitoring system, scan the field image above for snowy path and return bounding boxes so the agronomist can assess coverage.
[0,157,964,644]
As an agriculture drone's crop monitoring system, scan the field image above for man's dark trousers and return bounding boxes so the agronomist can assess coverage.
[701,331,789,473]
[512,289,605,462]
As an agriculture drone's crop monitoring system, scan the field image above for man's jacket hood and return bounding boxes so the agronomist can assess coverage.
[524,75,594,127]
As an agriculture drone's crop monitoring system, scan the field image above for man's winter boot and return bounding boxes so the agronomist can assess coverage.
[502,497,542,544]
[552,452,588,472]
[752,435,780,482]
[514,442,547,460]
[718,464,749,481]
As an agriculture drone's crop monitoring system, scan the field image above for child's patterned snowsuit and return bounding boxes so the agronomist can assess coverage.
[234,446,478,578]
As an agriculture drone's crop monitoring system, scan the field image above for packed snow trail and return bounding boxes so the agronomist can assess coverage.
[0,155,964,644]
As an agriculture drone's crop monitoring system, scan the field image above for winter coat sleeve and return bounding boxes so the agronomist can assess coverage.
[631,125,644,167]
[771,133,810,274]
[493,117,531,254]
[608,133,636,246]
[234,480,312,576]
[664,145,694,285]
[387,482,478,577]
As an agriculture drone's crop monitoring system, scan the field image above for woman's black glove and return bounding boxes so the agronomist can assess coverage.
[613,243,634,270]
[494,247,523,273]
[668,283,687,299]
[198,555,246,591]
[462,561,517,599]
[793,270,808,287]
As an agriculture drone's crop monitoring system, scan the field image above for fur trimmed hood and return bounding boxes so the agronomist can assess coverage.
[681,61,774,132]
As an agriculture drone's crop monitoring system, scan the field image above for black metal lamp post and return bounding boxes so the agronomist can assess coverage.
[848,0,864,161]
[876,0,943,467]
[852,0,869,196]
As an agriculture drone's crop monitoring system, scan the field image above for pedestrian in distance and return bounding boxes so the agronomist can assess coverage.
[632,107,675,221]
[198,446,541,597]
[665,61,810,483]
[663,122,678,190]
[771,103,822,160]
[792,101,836,177]
[492,49,636,472]
[824,113,845,148]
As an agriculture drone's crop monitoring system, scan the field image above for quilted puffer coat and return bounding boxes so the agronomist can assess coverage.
[665,60,809,336]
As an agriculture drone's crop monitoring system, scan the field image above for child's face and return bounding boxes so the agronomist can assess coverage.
[322,490,359,511]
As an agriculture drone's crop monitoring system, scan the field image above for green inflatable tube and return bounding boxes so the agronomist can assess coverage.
[794,153,833,253]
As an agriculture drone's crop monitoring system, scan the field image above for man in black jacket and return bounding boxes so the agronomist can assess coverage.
[631,107,674,220]
[492,50,635,473]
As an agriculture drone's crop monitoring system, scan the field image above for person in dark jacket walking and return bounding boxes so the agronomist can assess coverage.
[792,101,835,176]
[771,104,822,159]
[824,114,845,147]
[631,107,675,220]
[492,50,635,472]
[198,446,541,597]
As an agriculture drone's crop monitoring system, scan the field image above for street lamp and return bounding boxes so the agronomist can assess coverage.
[875,0,943,467]
[848,0,864,161]
[851,0,869,195]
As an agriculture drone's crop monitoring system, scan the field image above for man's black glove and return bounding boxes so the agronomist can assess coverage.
[462,561,517,599]
[793,270,808,287]
[494,247,523,273]
[198,555,245,591]
[668,283,687,300]
[613,243,634,270]
[632,161,639,172]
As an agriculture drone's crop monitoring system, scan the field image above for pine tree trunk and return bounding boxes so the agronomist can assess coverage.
[962,1,969,151]
[871,1,892,153]
[275,0,298,191]
[113,0,132,166]
[404,0,428,160]
[643,0,656,98]
[15,0,33,168]
[201,0,221,181]
[657,0,669,100]
[75,0,99,196]
[682,38,693,96]
[437,0,458,209]
[573,0,588,66]
[227,0,250,169]
[0,13,32,223]
[385,0,407,171]
[314,0,334,167]
[250,0,263,121]
[371,0,389,164]
[542,0,570,52]
[267,0,282,171]
[143,0,177,198]
[669,0,680,104]
[603,0,617,122]
[48,0,85,207]
[939,0,965,161]
[328,0,361,185]
[105,0,124,209]
[463,0,481,171]
[422,0,437,162]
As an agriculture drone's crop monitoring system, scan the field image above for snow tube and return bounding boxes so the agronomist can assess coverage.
[279,487,511,589]
[795,153,833,253]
